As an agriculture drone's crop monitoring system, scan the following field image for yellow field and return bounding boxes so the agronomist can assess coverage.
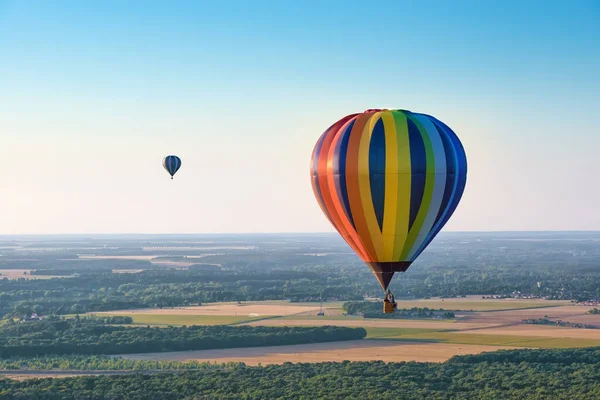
[393,297,571,311]
[460,324,600,339]
[458,305,599,324]
[0,269,66,280]
[120,339,516,365]
[248,318,488,330]
[91,298,600,367]
[95,301,327,317]
[364,327,600,348]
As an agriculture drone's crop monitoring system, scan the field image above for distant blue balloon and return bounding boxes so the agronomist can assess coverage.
[162,155,182,179]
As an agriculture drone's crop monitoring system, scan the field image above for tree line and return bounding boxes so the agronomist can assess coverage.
[1,347,600,399]
[0,268,363,318]
[0,354,240,371]
[343,302,455,319]
[0,317,366,358]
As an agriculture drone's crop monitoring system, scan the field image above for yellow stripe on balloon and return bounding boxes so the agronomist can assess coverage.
[391,111,412,260]
[357,112,385,260]
[380,111,398,261]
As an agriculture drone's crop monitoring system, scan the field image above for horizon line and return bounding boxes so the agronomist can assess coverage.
[1,230,600,237]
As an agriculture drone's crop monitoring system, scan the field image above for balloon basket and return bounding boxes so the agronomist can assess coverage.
[383,300,397,314]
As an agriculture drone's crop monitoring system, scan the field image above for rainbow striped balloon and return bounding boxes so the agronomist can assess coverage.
[310,109,467,291]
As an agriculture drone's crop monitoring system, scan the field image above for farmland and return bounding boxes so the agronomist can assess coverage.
[120,339,516,365]
[92,297,600,364]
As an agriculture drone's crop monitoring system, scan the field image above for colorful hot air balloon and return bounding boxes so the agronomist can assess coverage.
[162,155,182,179]
[310,109,467,294]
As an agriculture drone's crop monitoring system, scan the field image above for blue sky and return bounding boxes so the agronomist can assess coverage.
[1,0,599,234]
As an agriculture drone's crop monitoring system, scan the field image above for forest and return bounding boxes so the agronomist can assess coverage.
[0,317,366,357]
[0,355,240,371]
[2,233,600,319]
[1,347,600,399]
[343,302,455,319]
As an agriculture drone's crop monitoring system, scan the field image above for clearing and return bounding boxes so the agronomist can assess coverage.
[96,301,328,318]
[120,339,515,365]
[393,296,571,311]
[0,269,66,280]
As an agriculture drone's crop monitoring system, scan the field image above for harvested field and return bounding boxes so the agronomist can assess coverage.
[78,255,158,260]
[149,260,195,267]
[394,297,570,311]
[111,269,144,274]
[368,329,600,348]
[460,324,600,339]
[120,340,513,365]
[0,269,65,280]
[547,314,600,326]
[247,318,491,331]
[79,255,195,268]
[459,306,596,325]
[96,302,326,317]
[366,328,444,338]
[141,246,255,251]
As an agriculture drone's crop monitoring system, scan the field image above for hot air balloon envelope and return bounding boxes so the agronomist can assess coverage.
[163,155,182,179]
[310,109,467,291]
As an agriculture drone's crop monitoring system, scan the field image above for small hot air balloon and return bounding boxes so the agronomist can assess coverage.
[162,155,182,179]
[310,109,467,311]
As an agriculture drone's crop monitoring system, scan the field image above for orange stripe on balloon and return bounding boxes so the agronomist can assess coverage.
[344,112,378,262]
[325,117,369,260]
[310,134,336,226]
[315,115,361,253]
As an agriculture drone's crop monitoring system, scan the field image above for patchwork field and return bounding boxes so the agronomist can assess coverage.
[91,298,600,364]
[247,318,488,330]
[365,327,600,348]
[393,296,571,311]
[459,324,600,339]
[96,302,328,317]
[120,339,515,365]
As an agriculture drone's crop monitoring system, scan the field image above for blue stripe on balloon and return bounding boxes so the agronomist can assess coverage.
[433,122,456,226]
[410,117,467,260]
[407,118,426,231]
[369,118,386,231]
[165,155,181,177]
[332,119,356,228]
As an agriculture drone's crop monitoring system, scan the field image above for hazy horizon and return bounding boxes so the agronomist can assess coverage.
[2,1,599,235]
[1,230,600,238]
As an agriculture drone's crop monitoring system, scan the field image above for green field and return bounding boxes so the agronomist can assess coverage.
[366,327,600,348]
[279,315,364,321]
[392,299,570,311]
[90,314,265,326]
[365,327,444,339]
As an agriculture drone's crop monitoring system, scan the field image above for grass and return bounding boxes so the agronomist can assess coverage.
[89,314,263,326]
[278,315,364,321]
[278,315,457,323]
[392,299,569,311]
[366,328,600,348]
[365,327,445,339]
